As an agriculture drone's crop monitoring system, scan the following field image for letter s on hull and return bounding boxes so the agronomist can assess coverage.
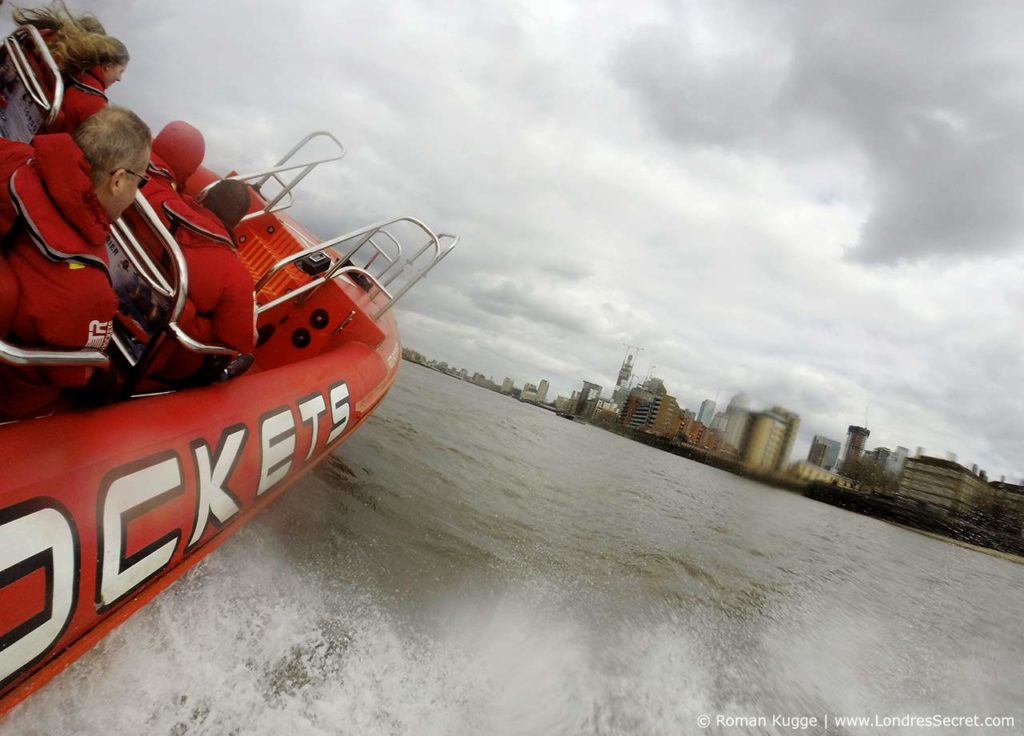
[0,501,78,690]
[328,381,350,444]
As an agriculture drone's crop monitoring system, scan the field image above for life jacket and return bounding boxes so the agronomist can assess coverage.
[51,66,108,134]
[0,134,115,417]
[0,139,34,336]
[4,134,113,351]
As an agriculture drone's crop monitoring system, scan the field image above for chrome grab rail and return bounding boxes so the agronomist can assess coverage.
[256,266,389,316]
[110,218,174,299]
[253,216,458,320]
[203,131,345,220]
[0,337,108,368]
[116,192,236,358]
[3,26,63,128]
[372,232,458,318]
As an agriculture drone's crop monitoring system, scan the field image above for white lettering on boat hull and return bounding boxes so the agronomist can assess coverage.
[97,454,184,610]
[0,504,77,690]
[257,408,296,495]
[188,425,247,548]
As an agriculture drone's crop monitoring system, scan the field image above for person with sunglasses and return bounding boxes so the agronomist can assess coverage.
[0,105,151,419]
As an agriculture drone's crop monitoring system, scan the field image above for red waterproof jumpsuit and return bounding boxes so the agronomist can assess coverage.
[51,66,109,134]
[136,123,255,379]
[0,134,116,417]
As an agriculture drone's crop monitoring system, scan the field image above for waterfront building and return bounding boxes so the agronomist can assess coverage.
[622,388,655,428]
[790,461,856,490]
[840,425,870,476]
[500,377,514,394]
[808,435,841,470]
[897,455,993,520]
[697,399,716,427]
[722,394,751,454]
[710,412,728,433]
[402,348,427,365]
[642,376,666,396]
[865,446,894,470]
[521,383,538,402]
[989,481,1024,539]
[889,446,909,475]
[554,396,573,412]
[651,395,682,438]
[611,384,631,408]
[574,381,602,417]
[537,380,550,404]
[740,406,800,474]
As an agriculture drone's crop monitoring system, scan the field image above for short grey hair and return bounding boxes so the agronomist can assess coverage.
[72,106,152,187]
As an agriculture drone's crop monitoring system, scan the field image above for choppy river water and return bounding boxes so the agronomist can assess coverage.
[5,362,1023,735]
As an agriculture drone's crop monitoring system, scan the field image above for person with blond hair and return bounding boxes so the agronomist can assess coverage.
[12,1,130,132]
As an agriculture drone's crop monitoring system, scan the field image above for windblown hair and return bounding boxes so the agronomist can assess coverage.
[201,180,252,233]
[12,1,129,75]
[72,106,152,187]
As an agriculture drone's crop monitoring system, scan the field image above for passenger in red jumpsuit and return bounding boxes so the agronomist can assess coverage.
[135,121,256,382]
[55,43,128,133]
[0,106,152,419]
[10,4,130,133]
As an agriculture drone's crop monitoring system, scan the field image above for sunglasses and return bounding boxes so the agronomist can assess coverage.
[112,167,150,189]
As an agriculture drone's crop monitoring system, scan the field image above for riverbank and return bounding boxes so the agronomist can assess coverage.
[580,416,1024,559]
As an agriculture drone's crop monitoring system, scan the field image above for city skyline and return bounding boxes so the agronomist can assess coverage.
[409,346,1019,484]
[89,1,1023,483]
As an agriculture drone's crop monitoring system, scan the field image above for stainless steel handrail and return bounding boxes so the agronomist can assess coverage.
[110,221,174,299]
[3,26,63,127]
[0,337,108,368]
[372,233,458,318]
[202,131,345,220]
[117,193,236,357]
[252,216,458,321]
[254,216,429,293]
[256,266,390,316]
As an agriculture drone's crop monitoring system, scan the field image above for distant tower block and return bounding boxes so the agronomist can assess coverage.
[841,425,870,474]
[617,353,635,388]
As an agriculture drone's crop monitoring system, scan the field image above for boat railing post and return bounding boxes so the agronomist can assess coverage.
[0,337,108,368]
[1,26,64,133]
[212,131,345,219]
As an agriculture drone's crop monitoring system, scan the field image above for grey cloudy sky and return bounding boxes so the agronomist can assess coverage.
[57,0,1023,479]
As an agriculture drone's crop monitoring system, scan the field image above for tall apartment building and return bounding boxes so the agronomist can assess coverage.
[697,399,716,427]
[537,380,549,404]
[808,435,841,470]
[574,381,602,417]
[722,394,750,453]
[840,425,870,476]
[500,377,514,395]
[740,407,800,473]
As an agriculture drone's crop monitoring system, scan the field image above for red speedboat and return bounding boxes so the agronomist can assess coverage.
[0,27,457,716]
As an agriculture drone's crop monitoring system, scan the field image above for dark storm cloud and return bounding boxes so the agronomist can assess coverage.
[613,0,1024,262]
